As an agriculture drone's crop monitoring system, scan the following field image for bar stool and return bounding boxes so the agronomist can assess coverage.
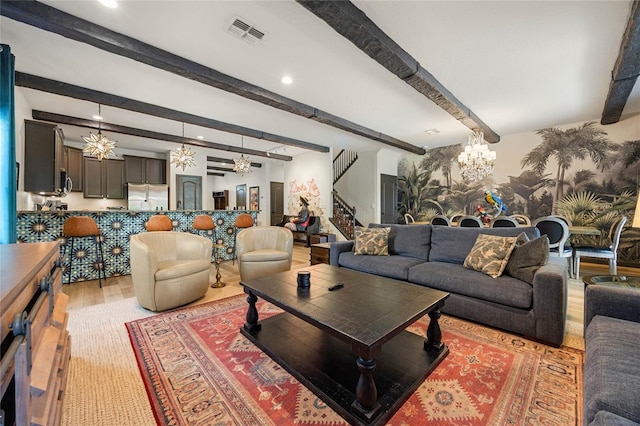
[233,213,254,265]
[63,216,106,288]
[193,214,226,288]
[145,215,173,231]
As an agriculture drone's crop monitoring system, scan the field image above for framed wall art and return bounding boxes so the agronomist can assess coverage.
[249,186,259,210]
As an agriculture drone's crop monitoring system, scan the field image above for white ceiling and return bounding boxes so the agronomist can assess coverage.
[2,0,638,161]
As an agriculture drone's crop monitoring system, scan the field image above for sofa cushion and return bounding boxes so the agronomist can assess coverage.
[463,234,518,278]
[338,252,424,281]
[504,234,549,284]
[155,259,211,281]
[585,316,640,424]
[408,261,533,309]
[429,226,540,264]
[354,226,390,255]
[369,223,431,260]
[589,411,640,426]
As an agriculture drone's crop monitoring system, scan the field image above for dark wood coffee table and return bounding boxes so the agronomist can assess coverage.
[240,263,449,426]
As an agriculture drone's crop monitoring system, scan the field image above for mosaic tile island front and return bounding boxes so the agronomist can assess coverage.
[17,210,258,284]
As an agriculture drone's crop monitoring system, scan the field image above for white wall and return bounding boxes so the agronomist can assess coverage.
[283,150,332,231]
[207,159,270,225]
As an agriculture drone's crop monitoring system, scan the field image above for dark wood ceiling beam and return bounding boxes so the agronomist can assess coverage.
[31,110,293,161]
[207,166,235,172]
[17,73,325,153]
[207,172,225,177]
[207,156,262,168]
[601,0,640,125]
[296,0,500,143]
[3,1,424,155]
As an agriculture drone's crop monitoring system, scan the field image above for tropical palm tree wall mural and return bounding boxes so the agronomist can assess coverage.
[398,118,640,266]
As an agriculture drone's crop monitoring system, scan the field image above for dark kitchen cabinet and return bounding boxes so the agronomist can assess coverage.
[83,157,125,199]
[24,120,65,194]
[64,146,83,192]
[124,155,166,184]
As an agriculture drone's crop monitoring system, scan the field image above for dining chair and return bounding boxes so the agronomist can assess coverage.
[449,213,465,226]
[404,213,415,224]
[533,216,573,277]
[509,214,531,226]
[490,217,519,228]
[573,216,627,279]
[430,215,451,226]
[458,215,483,227]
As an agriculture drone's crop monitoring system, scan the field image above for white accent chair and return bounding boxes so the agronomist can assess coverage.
[130,231,212,311]
[237,226,293,281]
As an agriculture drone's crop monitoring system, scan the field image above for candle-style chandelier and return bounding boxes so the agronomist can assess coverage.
[457,129,496,182]
[82,104,116,160]
[233,136,252,175]
[170,123,196,171]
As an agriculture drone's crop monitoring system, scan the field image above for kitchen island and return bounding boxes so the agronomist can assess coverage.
[17,210,258,283]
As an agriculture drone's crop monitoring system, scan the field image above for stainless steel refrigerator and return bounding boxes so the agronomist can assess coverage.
[127,183,169,211]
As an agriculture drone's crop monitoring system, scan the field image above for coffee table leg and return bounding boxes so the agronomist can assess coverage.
[243,292,261,333]
[352,356,381,420]
[424,304,445,353]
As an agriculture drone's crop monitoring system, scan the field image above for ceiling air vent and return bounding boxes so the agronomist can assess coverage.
[227,17,265,45]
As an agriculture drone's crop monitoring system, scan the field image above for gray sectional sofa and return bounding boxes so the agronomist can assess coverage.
[329,223,568,346]
[584,284,640,425]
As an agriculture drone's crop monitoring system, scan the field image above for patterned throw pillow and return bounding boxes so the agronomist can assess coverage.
[354,226,390,256]
[463,234,518,278]
[504,233,549,285]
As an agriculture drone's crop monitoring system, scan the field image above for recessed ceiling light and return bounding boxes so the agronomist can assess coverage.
[196,135,204,140]
[424,128,440,135]
[93,114,103,120]
[99,0,118,8]
[281,75,293,85]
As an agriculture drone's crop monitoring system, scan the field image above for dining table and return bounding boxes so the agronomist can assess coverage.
[568,226,601,236]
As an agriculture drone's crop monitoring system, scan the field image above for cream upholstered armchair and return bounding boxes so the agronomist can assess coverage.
[236,226,293,281]
[130,231,212,311]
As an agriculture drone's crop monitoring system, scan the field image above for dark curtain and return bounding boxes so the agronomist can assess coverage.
[0,44,16,244]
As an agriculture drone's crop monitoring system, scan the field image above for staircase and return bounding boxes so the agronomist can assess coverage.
[331,150,362,239]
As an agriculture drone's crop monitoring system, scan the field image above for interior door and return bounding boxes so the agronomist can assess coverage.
[236,184,246,209]
[270,181,284,225]
[176,175,201,210]
[380,173,397,224]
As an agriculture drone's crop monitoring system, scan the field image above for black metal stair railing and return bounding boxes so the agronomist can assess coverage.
[330,190,362,240]
[333,149,358,185]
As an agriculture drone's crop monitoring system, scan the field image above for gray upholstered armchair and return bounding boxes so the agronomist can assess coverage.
[236,226,293,281]
[130,231,212,311]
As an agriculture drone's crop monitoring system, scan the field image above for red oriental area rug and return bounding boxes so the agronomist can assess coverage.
[126,295,583,425]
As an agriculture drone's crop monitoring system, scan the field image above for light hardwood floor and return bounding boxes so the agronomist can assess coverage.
[62,244,640,334]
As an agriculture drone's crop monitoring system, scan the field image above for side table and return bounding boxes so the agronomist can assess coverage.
[582,275,640,289]
[310,242,332,265]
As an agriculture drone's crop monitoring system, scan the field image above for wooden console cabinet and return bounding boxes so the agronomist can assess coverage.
[310,242,332,265]
[0,242,70,426]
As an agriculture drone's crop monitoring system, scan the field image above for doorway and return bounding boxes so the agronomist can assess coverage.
[236,184,246,209]
[270,181,284,225]
[176,175,201,210]
[380,174,397,224]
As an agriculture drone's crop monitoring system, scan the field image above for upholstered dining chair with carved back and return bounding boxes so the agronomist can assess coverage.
[430,215,451,226]
[573,216,627,279]
[458,215,483,227]
[533,216,574,278]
